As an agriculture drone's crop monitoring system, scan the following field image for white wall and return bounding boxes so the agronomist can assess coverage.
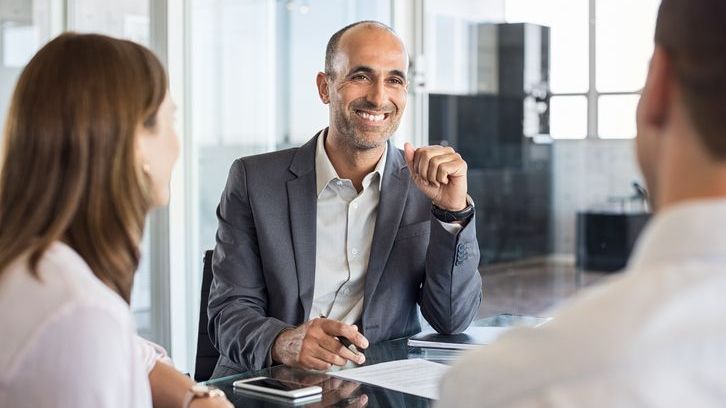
[551,138,644,255]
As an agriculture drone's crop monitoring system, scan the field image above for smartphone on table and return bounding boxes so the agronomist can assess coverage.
[232,376,322,400]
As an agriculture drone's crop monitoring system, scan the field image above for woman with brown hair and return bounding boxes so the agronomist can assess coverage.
[0,33,231,408]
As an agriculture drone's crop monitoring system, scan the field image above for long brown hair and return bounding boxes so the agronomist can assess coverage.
[0,33,167,303]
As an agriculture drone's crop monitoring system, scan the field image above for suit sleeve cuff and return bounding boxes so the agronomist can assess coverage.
[265,325,295,367]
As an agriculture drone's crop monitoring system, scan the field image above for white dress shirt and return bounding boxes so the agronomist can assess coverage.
[310,131,463,324]
[0,242,170,408]
[310,132,387,324]
[438,199,726,407]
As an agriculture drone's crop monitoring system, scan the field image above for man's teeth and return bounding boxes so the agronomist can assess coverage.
[358,111,385,122]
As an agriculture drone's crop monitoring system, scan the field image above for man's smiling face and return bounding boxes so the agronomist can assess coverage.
[323,24,409,150]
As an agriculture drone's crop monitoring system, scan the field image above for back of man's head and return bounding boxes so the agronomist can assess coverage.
[655,0,726,159]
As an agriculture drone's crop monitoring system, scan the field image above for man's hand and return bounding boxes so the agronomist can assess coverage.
[404,143,468,211]
[271,317,369,370]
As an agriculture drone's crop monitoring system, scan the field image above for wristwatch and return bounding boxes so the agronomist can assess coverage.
[431,197,475,223]
[183,384,226,408]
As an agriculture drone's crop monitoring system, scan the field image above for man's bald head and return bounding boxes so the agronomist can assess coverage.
[324,20,402,78]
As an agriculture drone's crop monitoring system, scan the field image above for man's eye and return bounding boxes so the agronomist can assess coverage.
[388,78,404,85]
[351,74,368,81]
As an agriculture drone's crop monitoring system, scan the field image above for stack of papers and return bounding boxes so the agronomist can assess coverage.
[407,326,510,350]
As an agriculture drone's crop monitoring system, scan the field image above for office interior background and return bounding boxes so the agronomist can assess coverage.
[0,0,659,373]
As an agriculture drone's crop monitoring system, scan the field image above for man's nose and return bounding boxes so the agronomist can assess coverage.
[366,79,386,108]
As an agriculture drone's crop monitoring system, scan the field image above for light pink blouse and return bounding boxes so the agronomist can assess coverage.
[0,242,170,408]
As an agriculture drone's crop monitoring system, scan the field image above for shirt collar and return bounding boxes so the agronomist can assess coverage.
[627,198,726,271]
[314,128,387,196]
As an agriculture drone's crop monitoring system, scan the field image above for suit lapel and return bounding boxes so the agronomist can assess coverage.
[363,143,410,312]
[287,132,321,320]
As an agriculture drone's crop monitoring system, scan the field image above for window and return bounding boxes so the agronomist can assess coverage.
[594,0,659,139]
[506,0,660,139]
[598,94,640,139]
[422,0,654,267]
[596,0,658,93]
[550,95,588,139]
[505,0,589,94]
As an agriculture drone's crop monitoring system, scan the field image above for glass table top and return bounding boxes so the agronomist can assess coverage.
[205,314,547,407]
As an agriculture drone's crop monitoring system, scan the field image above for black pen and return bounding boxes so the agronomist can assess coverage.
[319,314,363,356]
[338,336,361,355]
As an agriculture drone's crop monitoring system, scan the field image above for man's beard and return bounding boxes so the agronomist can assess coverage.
[333,100,400,151]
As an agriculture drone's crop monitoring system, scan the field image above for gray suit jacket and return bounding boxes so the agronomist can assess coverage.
[208,132,482,377]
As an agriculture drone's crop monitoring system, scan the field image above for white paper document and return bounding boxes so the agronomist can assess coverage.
[329,358,449,400]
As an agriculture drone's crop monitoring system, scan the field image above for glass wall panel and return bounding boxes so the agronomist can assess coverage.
[0,0,55,130]
[189,0,392,301]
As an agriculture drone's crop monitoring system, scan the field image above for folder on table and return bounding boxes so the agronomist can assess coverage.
[407,326,511,350]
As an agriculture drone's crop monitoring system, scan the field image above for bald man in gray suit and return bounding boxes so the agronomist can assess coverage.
[208,21,482,377]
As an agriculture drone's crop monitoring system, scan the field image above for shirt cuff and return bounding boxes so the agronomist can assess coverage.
[437,219,463,235]
[136,335,173,374]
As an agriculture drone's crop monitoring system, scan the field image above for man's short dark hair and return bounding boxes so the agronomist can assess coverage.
[655,0,726,159]
[324,20,395,77]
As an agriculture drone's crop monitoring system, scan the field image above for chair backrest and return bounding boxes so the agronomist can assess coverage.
[194,250,220,382]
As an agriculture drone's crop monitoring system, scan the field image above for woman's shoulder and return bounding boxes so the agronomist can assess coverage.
[0,301,145,407]
[0,242,133,377]
[12,241,127,308]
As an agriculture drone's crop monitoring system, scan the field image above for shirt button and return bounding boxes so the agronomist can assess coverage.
[351,248,359,256]
[351,202,359,209]
[336,180,343,186]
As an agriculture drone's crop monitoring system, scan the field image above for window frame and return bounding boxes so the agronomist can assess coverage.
[552,0,642,140]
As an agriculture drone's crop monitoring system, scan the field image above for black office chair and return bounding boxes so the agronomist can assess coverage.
[194,250,221,382]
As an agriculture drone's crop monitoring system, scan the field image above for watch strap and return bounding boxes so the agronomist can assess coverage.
[431,200,475,222]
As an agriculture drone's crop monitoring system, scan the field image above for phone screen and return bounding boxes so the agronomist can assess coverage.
[242,378,309,391]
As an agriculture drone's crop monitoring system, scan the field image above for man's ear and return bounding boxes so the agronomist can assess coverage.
[316,72,330,104]
[641,46,672,129]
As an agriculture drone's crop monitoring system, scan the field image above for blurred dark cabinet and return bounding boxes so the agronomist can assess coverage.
[576,212,650,272]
